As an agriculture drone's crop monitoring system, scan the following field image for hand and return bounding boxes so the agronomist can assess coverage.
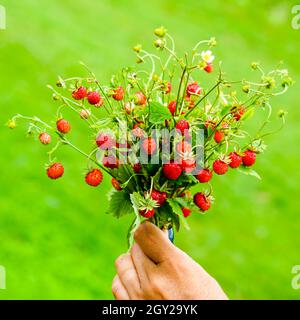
[112,221,228,300]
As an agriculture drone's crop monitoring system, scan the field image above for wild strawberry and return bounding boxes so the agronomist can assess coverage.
[175,119,190,135]
[94,97,104,107]
[193,192,211,211]
[186,82,201,97]
[242,150,256,166]
[213,159,228,175]
[181,157,196,173]
[47,162,64,179]
[112,86,125,101]
[150,190,167,206]
[196,168,212,183]
[133,162,142,173]
[229,152,243,168]
[85,169,103,187]
[111,177,122,190]
[232,106,246,121]
[56,119,71,134]
[79,109,91,119]
[132,124,145,139]
[87,91,101,105]
[139,208,155,218]
[164,82,172,94]
[204,64,213,73]
[102,155,119,169]
[163,161,182,180]
[39,132,51,145]
[72,86,87,100]
[182,207,191,218]
[176,141,192,154]
[134,91,147,105]
[214,130,224,144]
[96,133,115,150]
[141,137,157,155]
[168,100,176,116]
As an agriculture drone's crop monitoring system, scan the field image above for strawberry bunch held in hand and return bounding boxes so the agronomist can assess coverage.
[9,27,291,245]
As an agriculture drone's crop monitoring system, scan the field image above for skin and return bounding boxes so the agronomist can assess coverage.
[112,221,228,300]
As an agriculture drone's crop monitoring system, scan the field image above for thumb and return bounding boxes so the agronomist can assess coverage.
[134,221,177,264]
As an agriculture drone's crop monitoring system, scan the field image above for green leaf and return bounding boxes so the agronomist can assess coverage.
[167,198,183,216]
[168,198,190,231]
[149,102,171,124]
[107,190,133,218]
[238,167,261,180]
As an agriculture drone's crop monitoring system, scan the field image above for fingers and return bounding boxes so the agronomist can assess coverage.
[115,252,141,299]
[131,243,156,283]
[134,221,177,264]
[112,275,130,300]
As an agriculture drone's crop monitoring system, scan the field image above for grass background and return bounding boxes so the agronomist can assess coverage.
[0,0,299,299]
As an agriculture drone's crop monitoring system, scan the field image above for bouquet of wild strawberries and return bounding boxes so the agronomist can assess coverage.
[8,27,292,245]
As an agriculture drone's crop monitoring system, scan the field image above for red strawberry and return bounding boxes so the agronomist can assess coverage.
[196,168,212,183]
[111,177,122,190]
[233,106,246,121]
[133,162,142,173]
[164,82,172,94]
[102,155,119,169]
[213,159,228,175]
[56,119,71,134]
[96,133,115,150]
[242,150,256,166]
[139,208,155,218]
[112,86,125,101]
[94,96,104,107]
[181,158,196,173]
[168,100,176,116]
[150,189,167,206]
[186,82,201,97]
[193,192,211,211]
[176,141,192,154]
[87,91,101,105]
[214,130,224,144]
[229,152,243,168]
[132,124,145,139]
[47,162,64,179]
[204,64,213,73]
[72,86,87,100]
[175,119,190,135]
[134,91,147,105]
[39,132,51,145]
[181,207,191,218]
[163,161,182,180]
[85,169,103,187]
[142,137,157,155]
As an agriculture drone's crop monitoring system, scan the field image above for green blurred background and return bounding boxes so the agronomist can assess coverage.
[0,0,299,299]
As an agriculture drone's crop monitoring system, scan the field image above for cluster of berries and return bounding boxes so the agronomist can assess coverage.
[9,27,290,239]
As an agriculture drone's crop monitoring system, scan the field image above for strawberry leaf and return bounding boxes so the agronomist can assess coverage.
[149,102,171,124]
[107,190,133,218]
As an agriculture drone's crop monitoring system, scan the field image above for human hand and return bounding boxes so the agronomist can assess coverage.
[112,221,228,300]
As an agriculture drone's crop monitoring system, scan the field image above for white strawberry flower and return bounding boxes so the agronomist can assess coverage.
[201,50,215,64]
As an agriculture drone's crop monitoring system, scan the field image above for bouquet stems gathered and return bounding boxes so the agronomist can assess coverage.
[8,27,292,246]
